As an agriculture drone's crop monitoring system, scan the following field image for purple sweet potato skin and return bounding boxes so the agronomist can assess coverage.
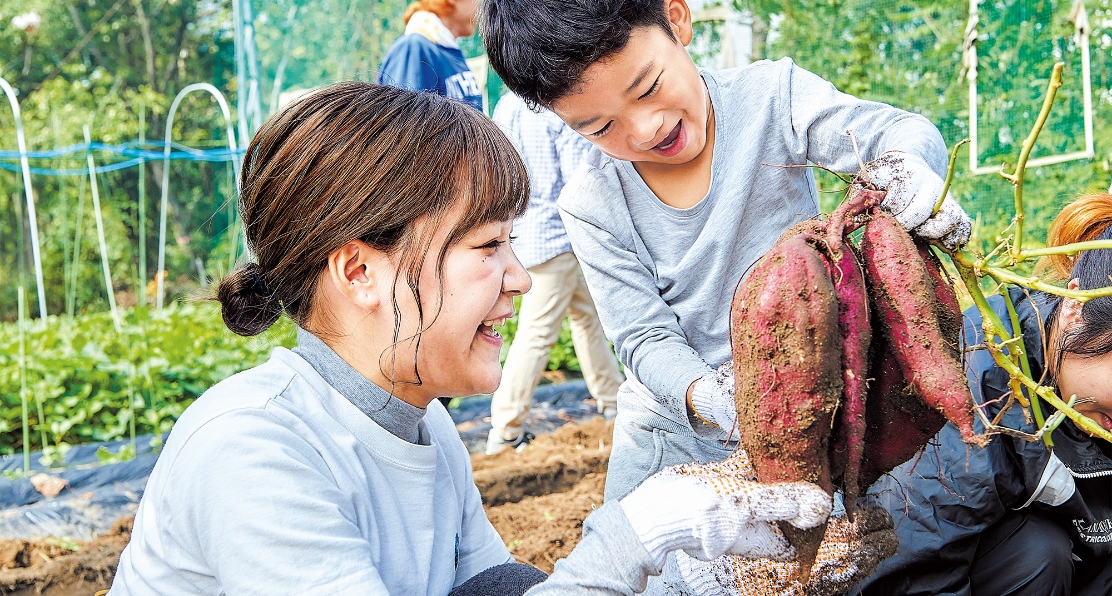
[858,336,946,488]
[861,211,984,447]
[824,242,870,511]
[731,233,842,581]
[826,188,888,243]
[917,241,963,359]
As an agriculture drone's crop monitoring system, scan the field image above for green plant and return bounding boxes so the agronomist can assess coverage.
[942,63,1112,445]
[0,301,294,466]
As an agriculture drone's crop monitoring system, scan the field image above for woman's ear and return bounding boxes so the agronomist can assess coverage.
[1059,278,1085,330]
[325,241,387,312]
[665,0,694,46]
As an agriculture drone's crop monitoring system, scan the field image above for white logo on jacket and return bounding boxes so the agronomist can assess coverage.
[446,72,481,99]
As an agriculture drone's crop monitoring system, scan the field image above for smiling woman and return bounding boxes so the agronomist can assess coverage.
[103,82,838,596]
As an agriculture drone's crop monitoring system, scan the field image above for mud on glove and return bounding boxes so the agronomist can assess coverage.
[675,504,899,596]
[619,449,832,572]
[865,151,972,250]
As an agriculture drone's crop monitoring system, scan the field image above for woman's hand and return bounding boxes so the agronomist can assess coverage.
[618,449,832,571]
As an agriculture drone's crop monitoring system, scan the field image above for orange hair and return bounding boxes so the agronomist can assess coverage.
[1042,193,1112,280]
[403,0,456,24]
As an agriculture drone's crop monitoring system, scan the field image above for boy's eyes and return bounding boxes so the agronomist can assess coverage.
[590,122,613,138]
[588,73,661,138]
[638,74,661,100]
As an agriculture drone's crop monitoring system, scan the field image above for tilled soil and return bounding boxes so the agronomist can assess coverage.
[478,418,613,573]
[0,419,613,594]
[0,518,131,595]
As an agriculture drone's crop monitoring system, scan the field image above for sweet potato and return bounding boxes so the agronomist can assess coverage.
[861,212,985,447]
[823,242,870,514]
[773,218,826,249]
[858,336,946,489]
[917,240,963,359]
[731,234,842,582]
[825,188,887,245]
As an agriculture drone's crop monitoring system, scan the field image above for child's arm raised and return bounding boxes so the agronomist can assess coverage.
[776,59,970,246]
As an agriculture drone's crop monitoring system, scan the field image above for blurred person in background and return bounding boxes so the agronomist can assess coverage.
[485,93,625,456]
[377,0,483,112]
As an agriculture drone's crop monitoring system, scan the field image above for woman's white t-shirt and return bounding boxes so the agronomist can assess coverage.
[110,348,510,595]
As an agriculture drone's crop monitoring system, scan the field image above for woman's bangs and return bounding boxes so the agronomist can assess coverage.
[453,112,530,234]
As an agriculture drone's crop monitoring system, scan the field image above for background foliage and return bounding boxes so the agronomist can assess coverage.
[0,302,293,460]
[1,0,1111,456]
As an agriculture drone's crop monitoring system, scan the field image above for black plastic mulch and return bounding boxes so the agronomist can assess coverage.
[0,381,601,539]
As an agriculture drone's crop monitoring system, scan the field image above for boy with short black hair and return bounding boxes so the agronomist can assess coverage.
[483,0,970,591]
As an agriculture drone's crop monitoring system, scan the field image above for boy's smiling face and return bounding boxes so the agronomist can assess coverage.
[550,5,709,167]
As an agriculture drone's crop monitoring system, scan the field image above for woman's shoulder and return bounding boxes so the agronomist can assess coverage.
[174,353,298,426]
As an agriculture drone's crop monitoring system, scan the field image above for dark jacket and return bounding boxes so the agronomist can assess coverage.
[857,288,1112,595]
[376,34,484,112]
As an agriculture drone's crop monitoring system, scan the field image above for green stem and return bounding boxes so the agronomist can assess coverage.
[1005,62,1064,262]
[983,265,1112,302]
[934,139,969,215]
[952,251,1012,343]
[1001,287,1047,442]
[1020,240,1112,259]
[18,287,30,476]
[139,102,147,311]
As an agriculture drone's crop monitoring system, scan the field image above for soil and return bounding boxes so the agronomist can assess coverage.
[0,518,131,596]
[0,419,613,594]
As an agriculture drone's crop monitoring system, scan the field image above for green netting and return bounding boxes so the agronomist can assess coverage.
[702,0,1112,256]
[2,0,1111,321]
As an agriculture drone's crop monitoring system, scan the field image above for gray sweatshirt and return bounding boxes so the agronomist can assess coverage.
[294,329,661,593]
[558,57,948,425]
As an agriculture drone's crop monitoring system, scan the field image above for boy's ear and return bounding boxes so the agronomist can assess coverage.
[664,0,694,46]
[325,240,388,313]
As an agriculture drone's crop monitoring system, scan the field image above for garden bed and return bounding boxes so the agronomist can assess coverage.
[0,418,612,593]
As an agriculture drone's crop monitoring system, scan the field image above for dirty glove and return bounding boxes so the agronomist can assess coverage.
[865,151,972,249]
[675,505,899,596]
[619,449,832,572]
[690,361,739,437]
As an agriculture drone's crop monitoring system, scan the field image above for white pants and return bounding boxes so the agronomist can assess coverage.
[490,252,623,438]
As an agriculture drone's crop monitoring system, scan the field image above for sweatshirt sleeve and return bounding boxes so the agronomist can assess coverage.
[777,59,949,178]
[559,183,710,419]
[526,502,658,595]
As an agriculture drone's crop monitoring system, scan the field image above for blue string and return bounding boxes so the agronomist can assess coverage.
[0,141,245,177]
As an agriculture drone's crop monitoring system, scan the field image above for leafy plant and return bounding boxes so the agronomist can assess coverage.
[0,301,294,464]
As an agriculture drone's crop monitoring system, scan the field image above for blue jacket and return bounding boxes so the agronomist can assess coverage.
[858,288,1112,595]
[376,34,483,112]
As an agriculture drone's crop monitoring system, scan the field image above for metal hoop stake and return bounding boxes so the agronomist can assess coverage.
[1,77,48,317]
[157,83,240,309]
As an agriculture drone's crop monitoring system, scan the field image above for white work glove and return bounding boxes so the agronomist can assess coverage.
[676,505,899,596]
[690,361,739,437]
[619,449,832,572]
[864,151,972,250]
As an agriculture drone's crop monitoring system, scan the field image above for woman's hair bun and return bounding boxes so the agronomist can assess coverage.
[1044,193,1112,280]
[215,263,283,337]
